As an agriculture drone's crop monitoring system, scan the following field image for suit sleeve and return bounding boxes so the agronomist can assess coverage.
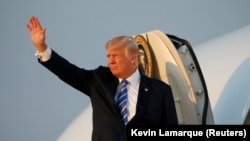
[39,50,93,96]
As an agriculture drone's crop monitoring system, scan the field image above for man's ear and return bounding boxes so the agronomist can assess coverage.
[131,56,136,64]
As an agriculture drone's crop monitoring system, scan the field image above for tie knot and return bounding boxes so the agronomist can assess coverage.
[121,79,128,85]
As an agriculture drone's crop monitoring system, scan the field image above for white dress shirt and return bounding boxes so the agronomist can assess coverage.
[116,69,140,121]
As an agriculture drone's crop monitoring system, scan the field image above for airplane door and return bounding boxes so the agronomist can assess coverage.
[134,30,214,125]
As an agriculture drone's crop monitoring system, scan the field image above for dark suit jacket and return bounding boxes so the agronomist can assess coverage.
[40,50,178,141]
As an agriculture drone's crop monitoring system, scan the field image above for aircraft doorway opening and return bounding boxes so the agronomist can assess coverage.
[134,31,214,125]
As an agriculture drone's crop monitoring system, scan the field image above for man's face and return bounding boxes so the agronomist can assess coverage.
[106,46,134,79]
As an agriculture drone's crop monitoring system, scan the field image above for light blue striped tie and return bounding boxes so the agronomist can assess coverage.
[117,80,128,125]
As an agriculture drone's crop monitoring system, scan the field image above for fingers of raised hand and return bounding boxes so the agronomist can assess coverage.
[27,16,43,31]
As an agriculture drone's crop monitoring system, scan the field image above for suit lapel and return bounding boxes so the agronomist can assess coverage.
[133,75,151,120]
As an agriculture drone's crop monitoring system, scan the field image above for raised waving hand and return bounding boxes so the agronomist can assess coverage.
[26,16,47,52]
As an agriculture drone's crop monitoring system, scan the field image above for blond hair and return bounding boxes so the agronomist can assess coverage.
[105,36,139,58]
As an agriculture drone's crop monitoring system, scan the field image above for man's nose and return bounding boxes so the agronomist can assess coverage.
[108,58,115,64]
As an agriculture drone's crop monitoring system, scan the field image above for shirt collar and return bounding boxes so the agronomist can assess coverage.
[119,68,141,86]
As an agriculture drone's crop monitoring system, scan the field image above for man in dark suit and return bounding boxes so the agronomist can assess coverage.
[27,16,178,141]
